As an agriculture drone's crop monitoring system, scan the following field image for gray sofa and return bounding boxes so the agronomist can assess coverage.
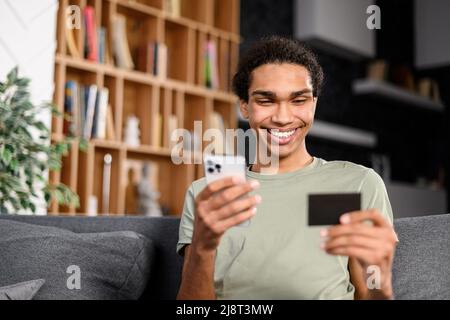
[0,213,449,299]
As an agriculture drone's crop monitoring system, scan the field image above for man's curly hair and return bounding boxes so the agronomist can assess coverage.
[232,36,324,102]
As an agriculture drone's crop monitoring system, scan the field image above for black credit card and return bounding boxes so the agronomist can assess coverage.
[308,193,361,226]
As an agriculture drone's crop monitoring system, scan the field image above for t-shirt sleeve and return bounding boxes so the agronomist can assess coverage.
[361,169,394,225]
[176,184,196,256]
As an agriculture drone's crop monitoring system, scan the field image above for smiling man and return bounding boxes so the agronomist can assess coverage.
[176,36,397,300]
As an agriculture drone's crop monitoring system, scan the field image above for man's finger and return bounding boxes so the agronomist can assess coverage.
[340,209,389,227]
[217,207,257,231]
[323,223,380,240]
[209,181,259,210]
[326,246,374,263]
[213,194,261,221]
[323,234,382,252]
[197,176,245,201]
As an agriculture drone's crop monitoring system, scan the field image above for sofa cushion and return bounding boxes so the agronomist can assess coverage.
[393,214,450,299]
[0,219,154,300]
[0,279,45,300]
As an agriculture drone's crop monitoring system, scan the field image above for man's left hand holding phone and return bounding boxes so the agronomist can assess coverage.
[177,155,260,299]
[191,155,261,253]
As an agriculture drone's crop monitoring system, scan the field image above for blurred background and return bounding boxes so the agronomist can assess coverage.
[0,0,448,218]
[239,0,450,217]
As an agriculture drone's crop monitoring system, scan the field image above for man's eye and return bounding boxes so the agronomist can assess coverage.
[293,100,307,105]
[258,100,273,105]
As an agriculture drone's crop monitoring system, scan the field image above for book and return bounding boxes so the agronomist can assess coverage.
[93,88,109,139]
[79,86,86,137]
[65,26,81,58]
[83,85,98,139]
[137,42,156,74]
[165,114,178,148]
[157,43,168,79]
[153,42,158,75]
[367,60,388,81]
[205,41,219,89]
[210,41,219,89]
[97,27,106,63]
[111,15,135,69]
[83,6,98,62]
[64,80,80,136]
[417,78,432,98]
[165,0,181,17]
[105,105,116,141]
[151,113,163,147]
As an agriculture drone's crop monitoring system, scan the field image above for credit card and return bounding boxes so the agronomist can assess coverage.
[308,193,361,226]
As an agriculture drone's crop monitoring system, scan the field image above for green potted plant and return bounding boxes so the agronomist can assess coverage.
[0,67,79,214]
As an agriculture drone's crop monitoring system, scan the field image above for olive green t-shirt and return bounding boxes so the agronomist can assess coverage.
[177,157,394,299]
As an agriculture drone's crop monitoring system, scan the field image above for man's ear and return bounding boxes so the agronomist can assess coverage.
[239,100,250,120]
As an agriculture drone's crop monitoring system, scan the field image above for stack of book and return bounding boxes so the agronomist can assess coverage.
[65,6,108,63]
[65,6,136,69]
[137,42,168,78]
[64,80,116,141]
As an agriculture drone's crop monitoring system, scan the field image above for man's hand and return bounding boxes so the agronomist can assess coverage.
[177,177,260,300]
[321,209,397,299]
[191,176,261,253]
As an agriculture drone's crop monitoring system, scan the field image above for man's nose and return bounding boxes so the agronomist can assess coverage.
[271,102,294,125]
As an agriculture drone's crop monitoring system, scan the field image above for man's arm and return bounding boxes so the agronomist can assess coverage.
[349,256,393,300]
[323,209,397,300]
[177,245,216,300]
[176,177,260,300]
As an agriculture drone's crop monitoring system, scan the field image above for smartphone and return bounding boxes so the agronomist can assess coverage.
[204,154,250,227]
[204,154,246,184]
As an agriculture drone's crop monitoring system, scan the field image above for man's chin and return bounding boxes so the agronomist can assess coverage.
[261,143,296,159]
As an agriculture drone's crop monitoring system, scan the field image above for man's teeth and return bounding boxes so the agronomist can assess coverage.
[269,129,296,138]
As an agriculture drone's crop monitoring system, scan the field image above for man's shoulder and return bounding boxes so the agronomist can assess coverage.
[189,177,208,196]
[318,158,372,175]
[318,158,385,188]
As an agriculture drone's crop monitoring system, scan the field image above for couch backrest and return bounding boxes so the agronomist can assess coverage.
[2,213,450,300]
[393,214,450,299]
[0,215,183,300]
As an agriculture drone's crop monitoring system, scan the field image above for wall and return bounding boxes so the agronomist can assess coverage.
[0,0,59,214]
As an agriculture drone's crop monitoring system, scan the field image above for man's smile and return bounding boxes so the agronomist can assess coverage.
[260,127,304,145]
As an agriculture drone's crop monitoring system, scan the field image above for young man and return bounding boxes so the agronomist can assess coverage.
[176,36,397,300]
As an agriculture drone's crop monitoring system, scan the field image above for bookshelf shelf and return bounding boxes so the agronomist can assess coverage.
[352,79,445,112]
[51,0,240,216]
[116,0,163,18]
[56,54,238,101]
[309,120,377,148]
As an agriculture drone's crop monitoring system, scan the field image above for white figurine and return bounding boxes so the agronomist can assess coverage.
[124,115,140,147]
[137,163,162,217]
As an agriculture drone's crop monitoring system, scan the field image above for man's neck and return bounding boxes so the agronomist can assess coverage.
[250,143,313,174]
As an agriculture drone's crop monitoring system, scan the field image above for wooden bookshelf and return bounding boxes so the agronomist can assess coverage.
[51,0,240,216]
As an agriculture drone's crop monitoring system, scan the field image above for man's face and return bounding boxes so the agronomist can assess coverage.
[240,63,317,159]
